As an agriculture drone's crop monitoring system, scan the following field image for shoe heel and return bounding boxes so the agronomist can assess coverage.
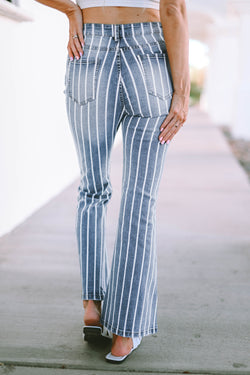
[83,326,102,342]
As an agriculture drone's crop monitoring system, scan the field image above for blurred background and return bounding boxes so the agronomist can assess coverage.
[0,0,250,236]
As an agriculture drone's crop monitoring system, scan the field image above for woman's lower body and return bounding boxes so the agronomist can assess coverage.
[64,21,173,338]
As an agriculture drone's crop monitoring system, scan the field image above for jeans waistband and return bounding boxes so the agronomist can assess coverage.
[83,22,163,40]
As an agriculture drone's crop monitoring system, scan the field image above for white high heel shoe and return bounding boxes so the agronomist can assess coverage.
[105,337,142,363]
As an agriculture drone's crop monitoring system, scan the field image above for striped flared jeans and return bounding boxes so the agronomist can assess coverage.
[64,21,173,338]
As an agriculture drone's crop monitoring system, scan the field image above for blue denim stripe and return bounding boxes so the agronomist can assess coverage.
[64,21,172,337]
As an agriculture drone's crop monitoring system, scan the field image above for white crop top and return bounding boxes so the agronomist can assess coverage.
[76,0,160,11]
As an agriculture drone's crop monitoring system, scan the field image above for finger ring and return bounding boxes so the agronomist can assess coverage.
[72,34,78,39]
[175,123,179,128]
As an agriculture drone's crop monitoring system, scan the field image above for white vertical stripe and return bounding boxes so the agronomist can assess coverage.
[151,26,172,99]
[148,270,157,332]
[116,117,150,335]
[120,48,143,115]
[79,199,86,298]
[94,33,116,298]
[85,199,90,297]
[103,42,119,179]
[137,145,159,334]
[143,179,163,330]
[94,32,105,194]
[157,22,164,42]
[71,63,82,167]
[105,115,135,329]
[149,22,162,52]
[152,214,158,331]
[122,32,153,117]
[93,204,97,297]
[156,23,173,112]
[79,106,87,298]
[146,55,161,113]
[129,117,162,335]
[92,31,105,298]
[142,140,168,334]
[112,95,125,142]
[149,23,171,112]
[162,54,172,108]
[99,207,104,296]
[78,54,82,104]
[123,117,157,335]
[155,54,166,100]
[103,115,132,326]
[120,76,134,115]
[86,31,97,194]
[131,23,144,54]
[95,34,117,297]
[85,29,97,298]
[140,23,154,54]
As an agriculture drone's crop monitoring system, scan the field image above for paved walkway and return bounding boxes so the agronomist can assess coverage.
[1,107,250,375]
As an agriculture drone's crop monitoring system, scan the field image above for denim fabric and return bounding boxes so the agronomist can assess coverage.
[64,21,173,338]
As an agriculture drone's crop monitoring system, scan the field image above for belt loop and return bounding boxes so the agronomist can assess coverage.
[112,24,119,41]
[116,24,120,41]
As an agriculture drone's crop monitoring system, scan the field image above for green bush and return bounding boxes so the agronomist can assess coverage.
[190,81,202,106]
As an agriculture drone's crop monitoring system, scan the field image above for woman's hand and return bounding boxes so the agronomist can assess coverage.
[158,91,189,145]
[66,5,84,60]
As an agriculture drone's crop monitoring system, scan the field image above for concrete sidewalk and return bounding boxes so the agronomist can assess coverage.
[0,107,250,375]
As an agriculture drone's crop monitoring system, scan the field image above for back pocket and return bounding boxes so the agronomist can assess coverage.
[64,57,100,105]
[136,53,173,100]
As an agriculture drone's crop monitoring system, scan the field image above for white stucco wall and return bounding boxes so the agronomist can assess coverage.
[201,30,240,127]
[232,11,250,139]
[190,0,250,140]
[0,0,79,236]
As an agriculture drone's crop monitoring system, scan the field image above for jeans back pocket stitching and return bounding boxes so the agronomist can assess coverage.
[136,53,173,101]
[64,58,101,105]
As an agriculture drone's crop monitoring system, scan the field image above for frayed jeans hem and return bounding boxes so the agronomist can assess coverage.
[81,292,105,301]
